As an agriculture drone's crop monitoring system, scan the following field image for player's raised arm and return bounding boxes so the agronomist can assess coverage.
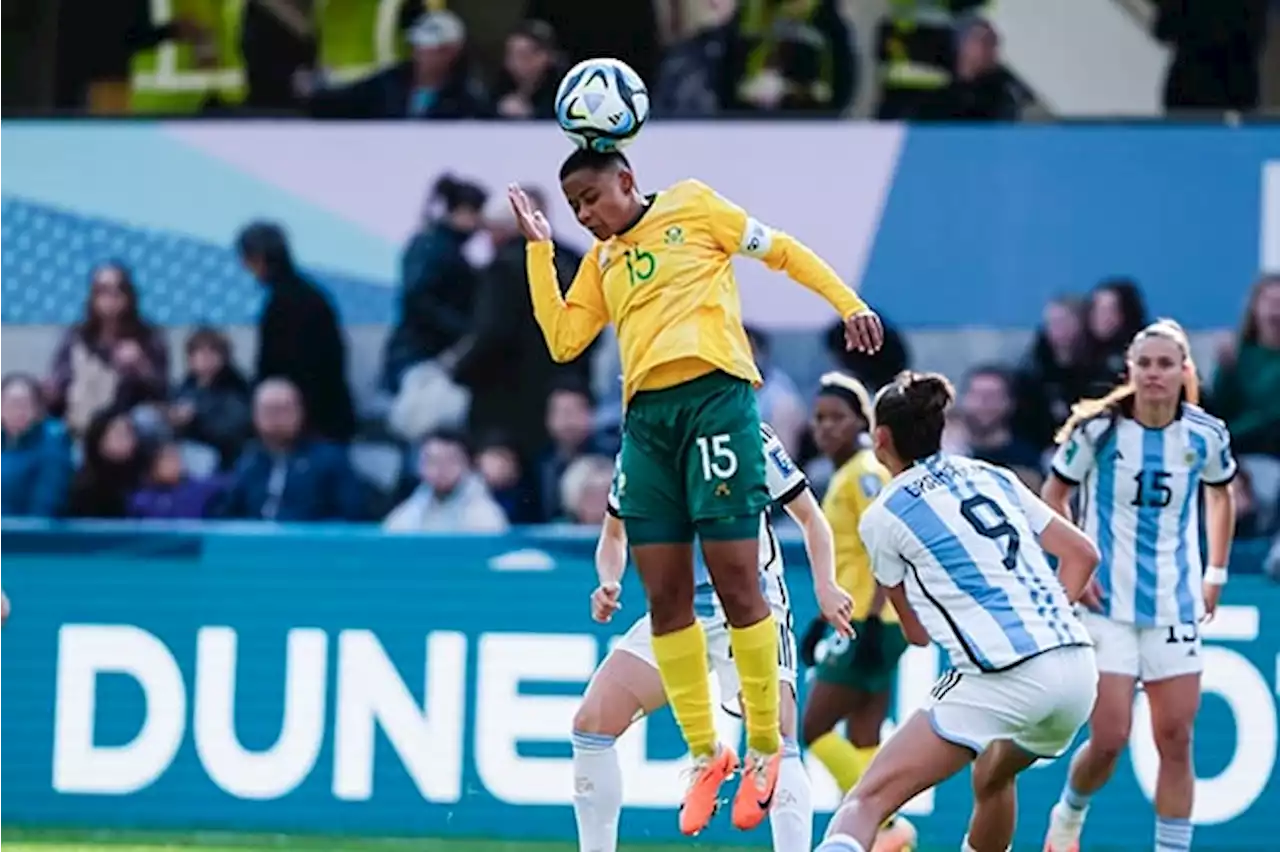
[510,184,609,362]
[695,181,883,354]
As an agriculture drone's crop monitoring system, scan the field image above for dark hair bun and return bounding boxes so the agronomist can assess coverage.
[900,371,955,416]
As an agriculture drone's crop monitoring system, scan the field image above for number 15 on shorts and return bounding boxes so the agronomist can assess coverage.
[696,434,739,480]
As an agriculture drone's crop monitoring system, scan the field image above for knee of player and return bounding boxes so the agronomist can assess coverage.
[712,581,767,622]
[573,698,621,738]
[1090,725,1131,762]
[1152,719,1194,758]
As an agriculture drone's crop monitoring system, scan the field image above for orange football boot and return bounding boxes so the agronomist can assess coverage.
[731,749,782,831]
[679,744,739,836]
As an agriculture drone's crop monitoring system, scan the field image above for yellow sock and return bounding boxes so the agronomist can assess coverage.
[728,616,781,754]
[809,732,863,792]
[651,622,718,757]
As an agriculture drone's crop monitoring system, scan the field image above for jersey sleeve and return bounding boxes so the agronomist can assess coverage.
[527,241,609,363]
[1050,422,1098,485]
[1009,471,1056,534]
[690,180,867,318]
[1201,421,1238,486]
[859,505,906,588]
[761,424,807,504]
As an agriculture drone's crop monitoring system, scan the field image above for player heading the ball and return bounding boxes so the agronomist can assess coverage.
[508,148,881,836]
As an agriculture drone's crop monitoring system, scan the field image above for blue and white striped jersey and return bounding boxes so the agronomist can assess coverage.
[1050,403,1236,627]
[607,423,808,616]
[859,453,1090,675]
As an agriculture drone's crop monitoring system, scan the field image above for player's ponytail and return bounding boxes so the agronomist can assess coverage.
[872,371,955,462]
[1054,318,1198,445]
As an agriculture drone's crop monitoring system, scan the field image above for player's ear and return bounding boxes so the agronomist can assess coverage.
[871,425,893,464]
[617,167,635,195]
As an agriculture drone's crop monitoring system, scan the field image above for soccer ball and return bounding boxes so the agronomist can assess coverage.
[554,58,650,152]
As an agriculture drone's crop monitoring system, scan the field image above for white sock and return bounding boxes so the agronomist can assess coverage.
[816,834,866,852]
[571,731,622,852]
[768,738,812,852]
[1155,816,1193,852]
[961,835,1010,852]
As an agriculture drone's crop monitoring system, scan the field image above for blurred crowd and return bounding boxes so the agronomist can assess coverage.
[2,154,1278,552]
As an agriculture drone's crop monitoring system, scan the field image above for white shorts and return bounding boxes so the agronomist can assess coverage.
[611,572,798,715]
[1080,610,1203,682]
[926,645,1098,759]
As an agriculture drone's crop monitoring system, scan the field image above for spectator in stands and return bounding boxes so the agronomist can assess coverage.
[455,186,589,462]
[652,0,738,116]
[475,434,540,524]
[921,17,1023,121]
[238,0,318,112]
[1083,277,1149,394]
[127,441,227,520]
[168,327,253,469]
[823,314,911,391]
[68,406,152,519]
[2,373,73,518]
[1156,0,1267,113]
[46,262,170,436]
[384,429,508,533]
[1213,274,1280,456]
[730,0,857,115]
[537,381,604,521]
[747,326,807,455]
[494,20,563,119]
[216,379,363,521]
[956,366,1044,488]
[384,175,487,395]
[310,10,490,119]
[237,221,356,443]
[558,454,615,525]
[526,0,660,86]
[1013,295,1093,449]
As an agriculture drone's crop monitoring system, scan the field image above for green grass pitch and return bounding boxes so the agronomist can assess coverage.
[0,828,952,852]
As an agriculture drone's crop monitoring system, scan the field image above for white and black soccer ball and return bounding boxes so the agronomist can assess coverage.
[554,58,650,152]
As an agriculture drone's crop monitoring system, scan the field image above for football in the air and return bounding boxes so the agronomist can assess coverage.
[554,58,650,152]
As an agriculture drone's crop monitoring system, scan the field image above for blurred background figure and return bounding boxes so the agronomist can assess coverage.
[1084,277,1150,394]
[557,453,615,525]
[216,379,363,522]
[168,327,253,470]
[955,365,1043,489]
[1,373,73,519]
[494,19,563,119]
[238,221,356,444]
[384,429,508,532]
[126,441,227,520]
[68,406,152,519]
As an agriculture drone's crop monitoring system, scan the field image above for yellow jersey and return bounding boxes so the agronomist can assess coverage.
[527,179,867,404]
[823,448,897,623]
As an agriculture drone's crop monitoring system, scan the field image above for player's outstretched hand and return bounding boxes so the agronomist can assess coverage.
[1201,581,1221,623]
[508,183,553,242]
[844,309,884,355]
[590,582,622,623]
[816,581,855,639]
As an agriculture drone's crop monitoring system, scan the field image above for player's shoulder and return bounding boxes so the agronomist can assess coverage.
[1180,403,1230,442]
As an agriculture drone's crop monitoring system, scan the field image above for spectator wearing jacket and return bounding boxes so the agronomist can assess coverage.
[384,429,508,533]
[216,379,363,521]
[1,373,73,518]
[168,327,253,468]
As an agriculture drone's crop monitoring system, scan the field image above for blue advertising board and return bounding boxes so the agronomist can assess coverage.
[2,523,1277,849]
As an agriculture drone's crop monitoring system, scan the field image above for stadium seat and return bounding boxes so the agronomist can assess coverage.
[349,441,405,494]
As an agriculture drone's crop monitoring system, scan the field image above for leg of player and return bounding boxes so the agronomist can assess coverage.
[629,540,732,835]
[817,711,974,852]
[963,741,1040,852]
[801,682,867,793]
[702,533,782,830]
[1044,674,1137,852]
[571,646,669,852]
[1144,674,1202,852]
[767,682,813,852]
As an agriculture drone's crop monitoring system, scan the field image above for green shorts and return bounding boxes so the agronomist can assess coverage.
[615,371,770,545]
[814,620,909,694]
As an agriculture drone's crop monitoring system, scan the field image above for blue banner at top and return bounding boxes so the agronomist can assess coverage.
[2,122,1276,329]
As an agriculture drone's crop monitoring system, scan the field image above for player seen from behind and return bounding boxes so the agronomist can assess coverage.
[509,147,882,834]
[799,373,915,852]
[570,423,852,852]
[817,371,1103,852]
[1042,320,1238,852]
